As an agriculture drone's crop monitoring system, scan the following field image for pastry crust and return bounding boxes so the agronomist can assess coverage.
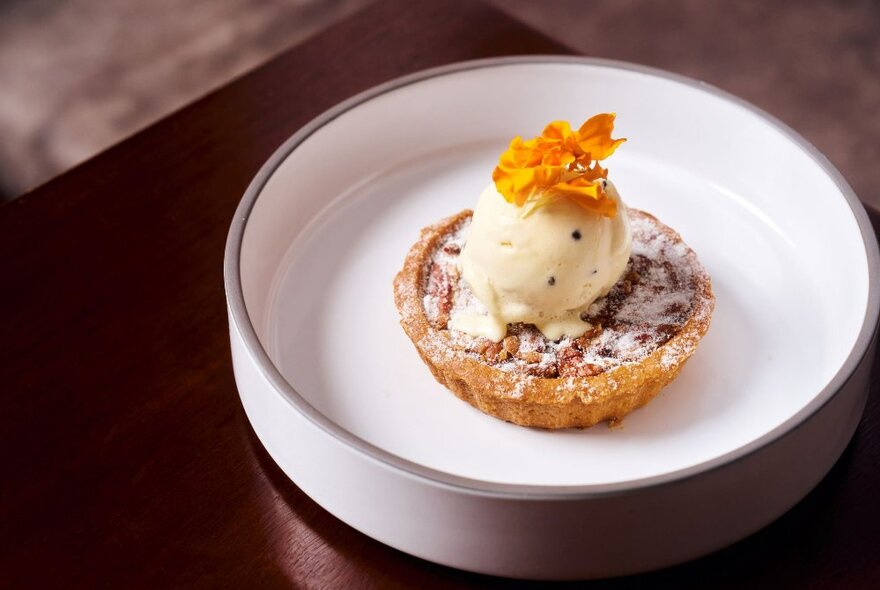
[393,209,714,429]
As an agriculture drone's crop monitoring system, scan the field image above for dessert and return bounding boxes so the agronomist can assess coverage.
[394,115,714,429]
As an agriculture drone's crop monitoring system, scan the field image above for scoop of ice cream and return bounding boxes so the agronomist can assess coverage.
[450,180,631,342]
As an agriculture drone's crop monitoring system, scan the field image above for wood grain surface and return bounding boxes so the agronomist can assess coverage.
[1,0,878,587]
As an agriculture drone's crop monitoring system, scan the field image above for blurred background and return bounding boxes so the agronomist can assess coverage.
[1,0,877,203]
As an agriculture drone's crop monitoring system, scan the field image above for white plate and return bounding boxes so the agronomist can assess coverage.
[225,57,879,579]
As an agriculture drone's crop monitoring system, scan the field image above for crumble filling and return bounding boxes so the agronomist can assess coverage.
[422,211,706,378]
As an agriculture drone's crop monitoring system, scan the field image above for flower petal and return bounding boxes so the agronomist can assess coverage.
[492,114,625,216]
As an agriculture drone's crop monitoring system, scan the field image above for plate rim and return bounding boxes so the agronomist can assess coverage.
[224,55,880,499]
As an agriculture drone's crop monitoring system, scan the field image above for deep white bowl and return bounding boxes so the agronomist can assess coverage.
[224,57,879,579]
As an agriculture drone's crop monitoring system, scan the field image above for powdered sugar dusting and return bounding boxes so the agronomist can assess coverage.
[422,218,469,325]
[420,210,711,378]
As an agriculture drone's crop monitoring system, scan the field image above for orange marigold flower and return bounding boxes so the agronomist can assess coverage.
[492,113,625,217]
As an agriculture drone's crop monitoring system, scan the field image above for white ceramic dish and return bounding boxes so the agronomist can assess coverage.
[225,57,879,579]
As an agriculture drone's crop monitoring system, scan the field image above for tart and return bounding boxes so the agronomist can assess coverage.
[393,114,714,429]
[393,208,714,429]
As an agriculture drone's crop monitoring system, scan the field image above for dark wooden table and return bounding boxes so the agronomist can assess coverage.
[2,0,878,587]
